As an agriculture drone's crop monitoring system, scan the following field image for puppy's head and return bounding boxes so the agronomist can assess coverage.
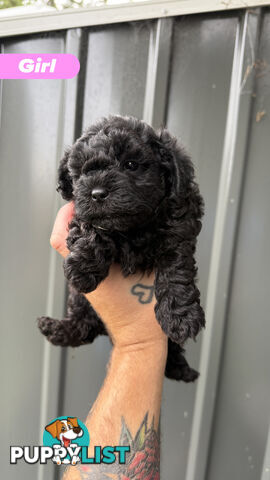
[45,417,82,447]
[57,115,203,232]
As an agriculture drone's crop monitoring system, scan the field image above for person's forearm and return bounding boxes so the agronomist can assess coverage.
[87,341,167,449]
[64,340,167,479]
[48,208,167,480]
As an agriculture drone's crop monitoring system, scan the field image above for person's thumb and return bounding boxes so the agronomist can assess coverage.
[50,202,74,258]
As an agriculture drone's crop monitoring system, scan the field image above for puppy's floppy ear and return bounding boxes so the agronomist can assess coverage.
[57,147,73,201]
[154,127,205,346]
[156,127,204,230]
[155,128,181,195]
[156,128,194,194]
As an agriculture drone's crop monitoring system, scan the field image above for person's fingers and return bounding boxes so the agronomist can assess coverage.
[50,202,74,258]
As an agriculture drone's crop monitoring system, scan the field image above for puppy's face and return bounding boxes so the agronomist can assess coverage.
[69,129,166,231]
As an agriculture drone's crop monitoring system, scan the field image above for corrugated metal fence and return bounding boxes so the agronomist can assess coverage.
[1,6,270,480]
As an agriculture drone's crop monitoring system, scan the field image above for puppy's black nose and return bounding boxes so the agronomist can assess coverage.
[91,187,108,201]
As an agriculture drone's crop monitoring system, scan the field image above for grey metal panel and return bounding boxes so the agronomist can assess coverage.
[161,13,239,480]
[82,21,151,128]
[207,9,270,480]
[166,13,239,303]
[0,34,66,479]
[62,21,152,422]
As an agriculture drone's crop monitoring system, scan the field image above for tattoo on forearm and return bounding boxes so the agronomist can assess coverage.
[130,284,154,304]
[77,413,160,479]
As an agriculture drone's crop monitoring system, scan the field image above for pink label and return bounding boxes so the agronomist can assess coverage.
[0,54,80,79]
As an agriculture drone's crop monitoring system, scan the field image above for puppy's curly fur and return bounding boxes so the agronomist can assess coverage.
[38,115,205,382]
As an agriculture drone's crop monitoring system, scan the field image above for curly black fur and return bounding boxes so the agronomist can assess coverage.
[38,115,205,382]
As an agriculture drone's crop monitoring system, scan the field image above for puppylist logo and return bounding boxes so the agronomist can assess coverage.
[10,416,130,466]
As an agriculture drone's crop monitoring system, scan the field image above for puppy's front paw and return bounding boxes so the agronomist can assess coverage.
[38,316,72,346]
[155,296,203,345]
[64,254,99,293]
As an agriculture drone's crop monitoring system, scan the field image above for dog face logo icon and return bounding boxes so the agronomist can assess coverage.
[43,416,89,465]
[46,417,83,448]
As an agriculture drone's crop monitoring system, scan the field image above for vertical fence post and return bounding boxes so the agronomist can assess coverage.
[143,17,173,128]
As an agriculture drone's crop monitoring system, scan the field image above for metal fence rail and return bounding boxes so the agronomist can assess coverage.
[0,0,270,37]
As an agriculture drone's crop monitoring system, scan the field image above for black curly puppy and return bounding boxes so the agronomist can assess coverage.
[38,115,205,382]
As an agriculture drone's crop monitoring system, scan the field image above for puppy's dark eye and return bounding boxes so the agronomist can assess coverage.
[61,427,66,432]
[123,161,138,171]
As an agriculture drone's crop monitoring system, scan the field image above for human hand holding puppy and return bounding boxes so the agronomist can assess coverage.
[50,201,167,351]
